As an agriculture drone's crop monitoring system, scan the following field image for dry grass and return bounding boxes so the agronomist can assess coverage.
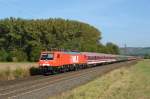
[0,62,37,70]
[0,62,38,80]
[50,60,150,99]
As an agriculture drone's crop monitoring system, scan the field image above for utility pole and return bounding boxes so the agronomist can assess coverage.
[124,44,127,55]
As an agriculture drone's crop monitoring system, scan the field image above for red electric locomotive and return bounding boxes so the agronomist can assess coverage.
[39,51,87,73]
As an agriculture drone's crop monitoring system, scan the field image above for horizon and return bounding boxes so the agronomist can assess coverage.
[0,0,149,47]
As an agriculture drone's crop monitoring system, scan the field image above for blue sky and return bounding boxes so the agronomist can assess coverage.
[0,0,149,47]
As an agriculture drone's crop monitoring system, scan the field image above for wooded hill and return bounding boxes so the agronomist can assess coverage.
[0,18,119,62]
[120,47,150,58]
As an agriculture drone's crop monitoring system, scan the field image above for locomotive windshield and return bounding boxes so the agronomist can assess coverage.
[40,53,53,60]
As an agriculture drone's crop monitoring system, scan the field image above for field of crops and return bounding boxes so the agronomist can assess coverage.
[50,59,150,99]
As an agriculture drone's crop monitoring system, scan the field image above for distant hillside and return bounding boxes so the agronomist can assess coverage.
[120,47,150,56]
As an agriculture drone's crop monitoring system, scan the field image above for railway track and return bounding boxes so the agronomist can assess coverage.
[0,60,137,99]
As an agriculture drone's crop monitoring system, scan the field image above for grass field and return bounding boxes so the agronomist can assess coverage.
[50,59,150,99]
[0,62,38,80]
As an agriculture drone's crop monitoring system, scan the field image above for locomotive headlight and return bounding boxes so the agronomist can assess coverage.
[42,64,49,66]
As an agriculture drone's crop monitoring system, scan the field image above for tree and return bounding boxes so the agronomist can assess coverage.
[105,42,120,54]
[0,17,119,61]
[144,54,150,59]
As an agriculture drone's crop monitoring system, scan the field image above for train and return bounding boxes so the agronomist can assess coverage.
[38,50,136,74]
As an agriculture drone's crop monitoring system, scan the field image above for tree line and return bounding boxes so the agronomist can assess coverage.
[144,54,150,59]
[0,17,119,62]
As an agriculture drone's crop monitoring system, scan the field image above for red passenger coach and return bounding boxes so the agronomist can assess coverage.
[81,52,117,65]
[39,51,87,73]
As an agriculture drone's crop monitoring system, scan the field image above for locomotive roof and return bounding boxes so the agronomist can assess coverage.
[41,51,80,54]
[64,51,80,54]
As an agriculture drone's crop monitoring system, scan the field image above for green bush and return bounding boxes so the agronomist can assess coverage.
[29,46,42,62]
[9,50,28,62]
[144,54,150,59]
[0,49,9,61]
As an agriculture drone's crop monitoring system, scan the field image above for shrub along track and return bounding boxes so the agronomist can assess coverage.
[0,60,138,99]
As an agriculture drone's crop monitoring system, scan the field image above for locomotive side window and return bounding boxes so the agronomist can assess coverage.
[41,53,53,60]
[57,54,60,58]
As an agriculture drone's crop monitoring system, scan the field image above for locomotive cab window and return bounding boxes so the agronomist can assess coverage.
[57,54,60,58]
[40,53,53,60]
